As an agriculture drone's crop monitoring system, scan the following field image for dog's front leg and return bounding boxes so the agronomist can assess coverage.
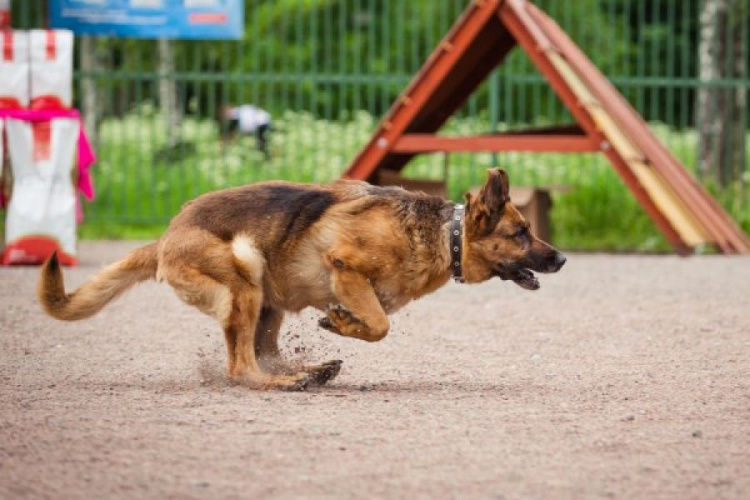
[319,267,389,342]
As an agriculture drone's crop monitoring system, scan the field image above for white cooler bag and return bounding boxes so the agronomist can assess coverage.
[0,30,30,109]
[30,29,73,110]
[2,117,79,265]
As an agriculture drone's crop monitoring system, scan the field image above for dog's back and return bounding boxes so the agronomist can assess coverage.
[169,181,337,248]
[157,180,449,311]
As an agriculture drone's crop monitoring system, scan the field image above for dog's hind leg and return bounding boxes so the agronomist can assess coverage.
[165,269,308,391]
[255,306,284,361]
[166,268,239,372]
[255,306,342,386]
[224,286,309,390]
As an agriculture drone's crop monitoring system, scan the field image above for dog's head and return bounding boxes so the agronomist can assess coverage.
[461,168,566,290]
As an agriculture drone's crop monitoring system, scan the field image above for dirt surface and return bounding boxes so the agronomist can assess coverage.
[1,241,749,499]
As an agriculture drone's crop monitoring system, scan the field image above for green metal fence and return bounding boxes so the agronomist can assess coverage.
[9,0,750,249]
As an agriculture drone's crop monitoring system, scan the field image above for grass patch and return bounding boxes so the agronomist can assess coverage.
[78,107,748,250]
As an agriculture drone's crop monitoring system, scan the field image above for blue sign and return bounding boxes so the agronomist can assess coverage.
[49,0,244,40]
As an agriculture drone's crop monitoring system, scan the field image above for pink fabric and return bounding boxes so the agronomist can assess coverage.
[76,127,96,200]
[0,108,96,221]
[74,130,97,222]
[0,108,80,121]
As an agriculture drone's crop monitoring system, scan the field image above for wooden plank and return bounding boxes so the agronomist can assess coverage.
[494,123,585,136]
[589,106,709,245]
[392,134,600,153]
[498,6,603,141]
[547,51,598,106]
[343,0,504,181]
[501,5,691,252]
[548,52,710,246]
[527,1,749,253]
[547,53,644,162]
[627,161,710,246]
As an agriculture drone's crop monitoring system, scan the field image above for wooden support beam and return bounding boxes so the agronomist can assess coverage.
[392,134,601,153]
[525,2,750,253]
[343,0,504,181]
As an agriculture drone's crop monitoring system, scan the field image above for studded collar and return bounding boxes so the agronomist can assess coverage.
[450,204,465,283]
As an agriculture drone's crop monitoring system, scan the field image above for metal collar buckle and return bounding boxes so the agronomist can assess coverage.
[450,204,465,283]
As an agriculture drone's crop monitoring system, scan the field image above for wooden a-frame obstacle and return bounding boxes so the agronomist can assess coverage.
[342,0,750,255]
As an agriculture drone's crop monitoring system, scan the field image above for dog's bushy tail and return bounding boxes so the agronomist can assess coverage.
[38,242,159,321]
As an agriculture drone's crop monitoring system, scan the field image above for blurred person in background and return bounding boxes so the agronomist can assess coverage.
[221,104,273,160]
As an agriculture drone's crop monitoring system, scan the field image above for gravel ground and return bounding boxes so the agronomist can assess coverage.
[1,241,749,499]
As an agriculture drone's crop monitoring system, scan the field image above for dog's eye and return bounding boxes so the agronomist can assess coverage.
[514,227,528,238]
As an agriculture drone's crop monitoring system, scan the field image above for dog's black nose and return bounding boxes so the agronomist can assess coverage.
[554,253,567,271]
[545,252,566,272]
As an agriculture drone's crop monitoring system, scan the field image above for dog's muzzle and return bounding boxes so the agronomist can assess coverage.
[493,251,566,291]
[546,252,567,273]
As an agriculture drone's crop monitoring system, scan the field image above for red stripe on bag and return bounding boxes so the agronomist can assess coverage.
[30,95,66,111]
[46,30,56,59]
[1,237,78,266]
[32,121,52,162]
[0,11,10,30]
[2,30,12,61]
[0,96,22,109]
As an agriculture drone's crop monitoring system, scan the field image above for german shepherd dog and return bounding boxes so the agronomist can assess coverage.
[38,169,565,390]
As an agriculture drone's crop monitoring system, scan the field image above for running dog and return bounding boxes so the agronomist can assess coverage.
[38,168,566,390]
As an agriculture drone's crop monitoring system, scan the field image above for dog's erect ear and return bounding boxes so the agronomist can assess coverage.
[478,168,510,213]
[465,169,510,236]
[463,191,474,209]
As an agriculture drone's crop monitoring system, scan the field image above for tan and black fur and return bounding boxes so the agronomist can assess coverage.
[38,169,565,390]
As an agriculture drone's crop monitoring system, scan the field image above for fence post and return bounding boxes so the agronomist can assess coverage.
[80,35,100,145]
[158,38,181,148]
[697,0,746,187]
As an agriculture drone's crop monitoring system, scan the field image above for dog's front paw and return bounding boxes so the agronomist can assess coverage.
[320,303,363,336]
[306,359,343,386]
[318,316,340,333]
[327,303,356,323]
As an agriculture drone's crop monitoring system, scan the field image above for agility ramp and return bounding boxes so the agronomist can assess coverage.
[342,0,750,255]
